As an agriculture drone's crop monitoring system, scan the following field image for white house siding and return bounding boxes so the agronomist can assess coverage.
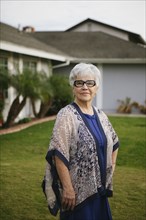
[102,64,146,113]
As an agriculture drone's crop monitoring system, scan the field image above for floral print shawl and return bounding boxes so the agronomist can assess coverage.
[43,103,119,216]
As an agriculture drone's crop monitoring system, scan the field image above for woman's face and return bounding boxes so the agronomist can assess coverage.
[73,75,98,104]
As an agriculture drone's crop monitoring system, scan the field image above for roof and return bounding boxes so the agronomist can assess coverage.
[1,21,146,64]
[32,31,146,61]
[0,22,67,61]
[66,18,146,45]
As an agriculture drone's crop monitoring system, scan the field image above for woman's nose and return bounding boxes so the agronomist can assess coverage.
[82,83,88,89]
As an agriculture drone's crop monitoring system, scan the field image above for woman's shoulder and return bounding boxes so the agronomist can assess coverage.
[57,104,75,118]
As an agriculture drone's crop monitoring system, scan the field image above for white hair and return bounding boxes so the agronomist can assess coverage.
[69,63,101,87]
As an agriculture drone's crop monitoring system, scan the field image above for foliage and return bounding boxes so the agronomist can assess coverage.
[0,67,11,90]
[37,73,54,103]
[48,74,73,115]
[117,97,139,113]
[2,69,55,127]
[0,116,145,220]
[18,117,32,124]
[139,101,146,114]
[3,69,41,128]
[32,72,54,119]
[0,68,11,122]
[117,97,146,114]
[2,69,73,127]
[10,69,41,98]
[0,100,4,120]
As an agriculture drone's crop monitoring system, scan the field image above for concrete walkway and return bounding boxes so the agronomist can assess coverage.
[0,115,56,135]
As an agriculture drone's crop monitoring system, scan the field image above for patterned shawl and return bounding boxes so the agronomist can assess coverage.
[43,103,119,216]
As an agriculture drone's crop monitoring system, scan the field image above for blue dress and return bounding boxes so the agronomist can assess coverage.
[60,113,112,220]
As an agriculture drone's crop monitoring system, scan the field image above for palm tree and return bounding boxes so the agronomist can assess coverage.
[31,72,54,118]
[0,68,11,125]
[3,69,41,128]
[3,68,55,127]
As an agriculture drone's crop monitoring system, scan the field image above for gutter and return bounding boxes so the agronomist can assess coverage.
[70,58,146,64]
[52,60,70,69]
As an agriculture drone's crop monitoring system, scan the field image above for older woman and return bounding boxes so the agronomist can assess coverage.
[43,63,119,220]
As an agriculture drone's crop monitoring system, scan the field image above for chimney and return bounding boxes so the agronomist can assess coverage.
[22,26,35,33]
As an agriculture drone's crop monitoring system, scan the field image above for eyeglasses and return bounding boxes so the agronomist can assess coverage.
[74,80,96,88]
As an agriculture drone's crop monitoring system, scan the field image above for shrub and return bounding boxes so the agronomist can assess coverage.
[117,98,146,114]
[47,74,73,115]
[138,101,146,114]
[18,117,32,124]
[117,97,137,113]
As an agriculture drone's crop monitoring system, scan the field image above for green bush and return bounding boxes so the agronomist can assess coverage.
[18,117,32,124]
[47,74,73,115]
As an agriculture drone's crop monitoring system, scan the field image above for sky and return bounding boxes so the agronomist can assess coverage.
[1,0,146,40]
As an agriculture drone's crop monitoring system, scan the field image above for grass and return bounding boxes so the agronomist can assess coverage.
[0,116,145,220]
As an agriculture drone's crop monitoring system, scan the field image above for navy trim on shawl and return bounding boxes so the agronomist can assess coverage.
[113,141,119,151]
[41,177,60,216]
[46,149,69,169]
[93,107,108,187]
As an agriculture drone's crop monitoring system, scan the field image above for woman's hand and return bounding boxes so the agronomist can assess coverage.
[62,186,76,211]
[55,156,76,210]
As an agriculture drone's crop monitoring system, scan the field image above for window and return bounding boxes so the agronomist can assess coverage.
[0,57,8,70]
[23,61,36,72]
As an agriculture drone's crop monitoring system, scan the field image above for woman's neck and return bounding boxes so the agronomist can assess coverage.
[74,99,94,115]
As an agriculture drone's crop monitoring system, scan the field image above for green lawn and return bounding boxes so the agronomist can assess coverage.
[0,116,145,220]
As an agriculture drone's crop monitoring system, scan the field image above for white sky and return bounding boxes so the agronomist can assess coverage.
[1,0,146,40]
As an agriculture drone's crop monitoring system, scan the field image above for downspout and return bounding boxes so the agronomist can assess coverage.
[52,60,70,69]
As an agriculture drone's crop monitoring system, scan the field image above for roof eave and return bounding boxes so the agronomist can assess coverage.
[70,58,146,64]
[0,41,67,62]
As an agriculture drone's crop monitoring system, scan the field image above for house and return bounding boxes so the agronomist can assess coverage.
[0,18,146,123]
[32,18,146,113]
[0,22,68,122]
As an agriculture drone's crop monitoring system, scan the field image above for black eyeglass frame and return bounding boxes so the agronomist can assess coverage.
[73,80,96,88]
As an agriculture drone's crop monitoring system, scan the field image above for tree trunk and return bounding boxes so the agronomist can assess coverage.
[37,99,52,118]
[3,95,27,128]
[31,99,38,118]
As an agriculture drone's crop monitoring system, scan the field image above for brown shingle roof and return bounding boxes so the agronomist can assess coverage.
[32,31,146,60]
[0,22,67,58]
[1,22,145,62]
